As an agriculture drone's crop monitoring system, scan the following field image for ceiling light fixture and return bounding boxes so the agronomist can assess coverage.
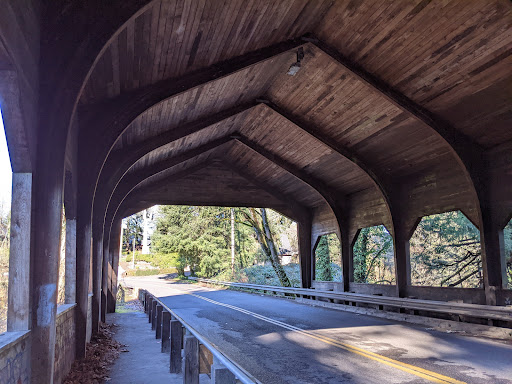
[287,47,304,76]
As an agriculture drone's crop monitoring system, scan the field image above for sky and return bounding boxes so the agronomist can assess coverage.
[0,108,12,216]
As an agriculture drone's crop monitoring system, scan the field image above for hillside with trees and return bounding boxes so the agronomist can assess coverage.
[122,206,300,287]
[120,206,512,290]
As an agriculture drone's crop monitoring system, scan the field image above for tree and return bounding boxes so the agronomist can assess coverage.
[238,208,292,287]
[122,212,143,252]
[410,211,482,288]
[353,225,394,284]
[502,219,512,289]
[152,206,231,277]
[315,233,342,282]
[315,235,332,281]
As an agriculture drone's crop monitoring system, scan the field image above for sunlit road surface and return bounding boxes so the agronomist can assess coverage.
[124,276,512,384]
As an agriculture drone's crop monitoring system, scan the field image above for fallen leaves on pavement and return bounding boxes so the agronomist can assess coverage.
[63,323,122,384]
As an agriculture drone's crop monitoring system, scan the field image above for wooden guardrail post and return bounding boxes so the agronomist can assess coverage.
[199,344,213,374]
[148,297,153,322]
[151,301,157,330]
[144,292,148,312]
[211,356,236,384]
[156,304,163,339]
[183,329,199,384]
[170,318,183,373]
[161,311,171,352]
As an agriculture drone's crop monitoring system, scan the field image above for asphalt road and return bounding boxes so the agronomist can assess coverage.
[125,276,512,384]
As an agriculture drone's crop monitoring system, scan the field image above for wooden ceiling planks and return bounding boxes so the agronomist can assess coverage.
[112,56,290,150]
[80,0,332,105]
[139,161,296,212]
[72,0,512,229]
[267,44,459,179]
[224,141,324,208]
[317,0,512,146]
[128,115,238,173]
[238,105,375,194]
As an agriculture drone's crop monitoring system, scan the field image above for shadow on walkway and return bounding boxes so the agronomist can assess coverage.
[107,304,209,384]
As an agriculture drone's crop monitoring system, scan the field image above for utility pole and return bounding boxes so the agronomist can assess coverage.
[142,209,150,254]
[132,236,135,270]
[231,208,235,274]
[120,221,125,256]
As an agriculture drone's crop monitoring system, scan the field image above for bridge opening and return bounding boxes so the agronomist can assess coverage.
[353,225,395,285]
[313,233,342,282]
[119,205,301,288]
[410,210,482,288]
[0,107,11,333]
[505,217,512,290]
[57,207,66,304]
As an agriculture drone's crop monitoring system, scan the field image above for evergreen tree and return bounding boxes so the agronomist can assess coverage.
[315,235,332,281]
[152,206,232,277]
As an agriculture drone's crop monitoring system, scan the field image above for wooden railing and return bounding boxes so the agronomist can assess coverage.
[139,289,261,384]
[192,278,512,325]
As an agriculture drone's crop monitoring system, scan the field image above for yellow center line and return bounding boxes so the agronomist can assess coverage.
[177,288,466,384]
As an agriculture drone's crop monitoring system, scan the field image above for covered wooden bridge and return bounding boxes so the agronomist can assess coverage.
[0,0,511,383]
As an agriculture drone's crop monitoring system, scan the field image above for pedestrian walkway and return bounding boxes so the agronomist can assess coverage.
[107,306,210,384]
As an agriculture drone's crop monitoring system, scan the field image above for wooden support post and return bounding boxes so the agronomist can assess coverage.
[7,173,32,331]
[333,207,351,292]
[151,300,157,329]
[199,344,213,374]
[340,226,352,292]
[144,292,149,313]
[31,161,64,383]
[64,218,77,304]
[107,221,121,313]
[394,222,412,298]
[390,199,412,298]
[170,319,183,373]
[183,329,200,384]
[148,297,153,323]
[76,205,92,358]
[298,219,312,289]
[92,233,103,333]
[101,241,109,322]
[211,356,236,384]
[161,311,171,352]
[156,304,163,339]
[480,208,506,304]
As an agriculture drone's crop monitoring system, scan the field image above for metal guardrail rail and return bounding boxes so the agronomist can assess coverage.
[140,289,261,384]
[192,278,512,323]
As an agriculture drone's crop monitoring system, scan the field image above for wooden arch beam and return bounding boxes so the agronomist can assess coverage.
[233,136,343,208]
[307,36,485,167]
[86,39,307,313]
[103,136,234,242]
[216,157,310,223]
[92,101,259,240]
[94,34,496,295]
[80,37,306,203]
[102,133,351,290]
[105,155,308,281]
[259,101,393,203]
[306,37,501,294]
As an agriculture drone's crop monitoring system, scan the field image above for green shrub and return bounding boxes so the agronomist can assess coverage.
[125,267,178,277]
[213,263,301,287]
